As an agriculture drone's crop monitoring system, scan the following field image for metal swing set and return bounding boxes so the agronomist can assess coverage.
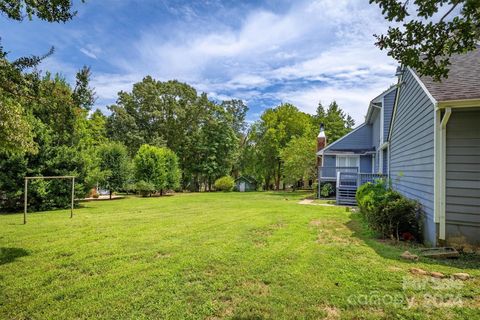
[23,176,75,224]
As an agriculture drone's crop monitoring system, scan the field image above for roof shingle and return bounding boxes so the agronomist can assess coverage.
[416,47,480,102]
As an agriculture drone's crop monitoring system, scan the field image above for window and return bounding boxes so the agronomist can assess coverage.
[336,155,359,168]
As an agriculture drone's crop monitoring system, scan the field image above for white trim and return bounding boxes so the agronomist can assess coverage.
[387,75,403,142]
[433,107,441,224]
[371,154,375,174]
[436,107,452,241]
[371,85,397,104]
[386,146,389,176]
[407,67,437,105]
[323,151,374,156]
[379,149,383,174]
[366,86,397,124]
[317,123,368,154]
[380,96,385,145]
[365,102,382,124]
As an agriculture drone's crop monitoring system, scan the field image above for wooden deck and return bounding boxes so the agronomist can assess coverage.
[317,166,386,205]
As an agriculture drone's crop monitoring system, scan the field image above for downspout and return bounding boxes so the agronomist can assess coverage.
[438,107,452,240]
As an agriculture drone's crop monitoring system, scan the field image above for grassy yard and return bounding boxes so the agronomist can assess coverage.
[1,192,479,319]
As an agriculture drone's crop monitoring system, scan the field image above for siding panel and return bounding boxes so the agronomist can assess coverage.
[383,89,396,141]
[389,69,436,245]
[326,124,373,152]
[360,155,373,173]
[446,109,480,245]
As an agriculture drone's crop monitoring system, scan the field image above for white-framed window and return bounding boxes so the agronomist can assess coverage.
[336,155,360,168]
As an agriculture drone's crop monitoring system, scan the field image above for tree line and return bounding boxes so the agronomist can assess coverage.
[0,0,357,212]
[0,60,355,211]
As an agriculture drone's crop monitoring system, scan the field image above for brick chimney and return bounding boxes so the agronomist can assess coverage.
[316,124,326,167]
[317,123,327,152]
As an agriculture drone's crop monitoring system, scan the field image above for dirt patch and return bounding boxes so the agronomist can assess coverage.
[299,199,314,205]
[249,222,286,247]
[310,220,322,226]
[387,266,403,272]
[310,219,360,245]
[208,295,242,320]
[322,305,340,319]
[242,280,270,296]
[155,252,171,259]
[299,199,336,206]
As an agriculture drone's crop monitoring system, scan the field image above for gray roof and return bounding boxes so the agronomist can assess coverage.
[416,46,480,102]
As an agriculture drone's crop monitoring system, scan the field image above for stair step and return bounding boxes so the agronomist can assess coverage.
[336,187,358,205]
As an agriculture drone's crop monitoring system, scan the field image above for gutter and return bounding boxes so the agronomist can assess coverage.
[379,142,389,150]
[437,98,480,109]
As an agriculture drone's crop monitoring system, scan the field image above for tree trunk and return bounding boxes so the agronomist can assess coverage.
[275,161,281,191]
[109,190,112,200]
[160,189,163,196]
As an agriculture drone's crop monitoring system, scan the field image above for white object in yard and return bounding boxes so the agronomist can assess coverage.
[239,181,246,192]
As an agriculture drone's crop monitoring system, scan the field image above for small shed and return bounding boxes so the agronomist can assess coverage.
[235,176,257,192]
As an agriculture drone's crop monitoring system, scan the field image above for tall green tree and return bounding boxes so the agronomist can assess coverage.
[251,104,313,190]
[0,0,81,22]
[221,99,248,135]
[371,0,480,80]
[196,103,238,190]
[0,73,91,211]
[0,0,84,155]
[221,99,249,179]
[73,65,96,111]
[0,93,36,155]
[98,142,130,199]
[314,101,355,143]
[107,77,238,191]
[280,130,317,189]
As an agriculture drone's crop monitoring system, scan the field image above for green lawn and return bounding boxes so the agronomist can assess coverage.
[1,192,479,319]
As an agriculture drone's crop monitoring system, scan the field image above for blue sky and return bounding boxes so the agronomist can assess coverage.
[1,0,398,125]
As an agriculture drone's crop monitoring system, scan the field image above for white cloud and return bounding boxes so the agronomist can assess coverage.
[91,73,143,99]
[277,81,394,126]
[80,48,97,59]
[80,44,102,60]
[74,0,397,124]
[117,0,393,123]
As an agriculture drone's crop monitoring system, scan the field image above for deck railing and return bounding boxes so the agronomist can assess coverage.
[335,172,388,205]
[318,166,358,180]
[358,173,388,185]
[336,172,388,188]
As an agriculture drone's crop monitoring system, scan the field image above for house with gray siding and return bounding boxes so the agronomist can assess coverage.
[317,47,480,248]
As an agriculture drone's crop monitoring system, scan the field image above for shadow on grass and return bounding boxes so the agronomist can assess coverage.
[0,247,29,265]
[0,201,92,216]
[346,215,480,270]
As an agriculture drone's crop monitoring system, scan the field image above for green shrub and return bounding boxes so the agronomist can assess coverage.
[134,180,155,197]
[134,144,180,195]
[214,176,235,192]
[320,183,334,197]
[356,181,422,241]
